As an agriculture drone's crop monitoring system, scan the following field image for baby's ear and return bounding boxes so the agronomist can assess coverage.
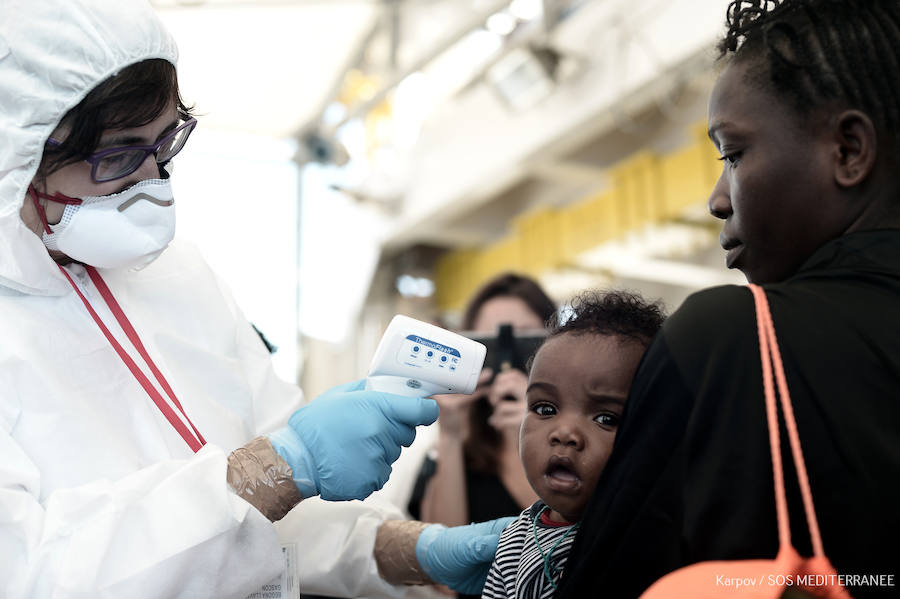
[831,109,877,188]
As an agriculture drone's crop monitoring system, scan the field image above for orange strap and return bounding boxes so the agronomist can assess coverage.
[749,284,824,557]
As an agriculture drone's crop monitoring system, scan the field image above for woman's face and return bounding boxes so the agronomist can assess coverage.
[706,59,852,284]
[471,296,545,334]
[470,295,547,413]
[23,99,179,232]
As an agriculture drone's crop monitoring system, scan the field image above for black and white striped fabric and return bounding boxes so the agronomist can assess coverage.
[482,501,577,599]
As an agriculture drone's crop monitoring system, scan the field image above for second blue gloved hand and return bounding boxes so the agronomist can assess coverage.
[268,379,439,501]
[415,517,515,595]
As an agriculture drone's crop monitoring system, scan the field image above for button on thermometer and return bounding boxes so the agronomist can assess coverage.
[365,315,487,397]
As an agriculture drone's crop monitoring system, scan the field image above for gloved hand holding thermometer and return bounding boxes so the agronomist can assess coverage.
[267,315,486,501]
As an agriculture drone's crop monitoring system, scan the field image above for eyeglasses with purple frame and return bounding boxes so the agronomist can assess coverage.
[46,118,197,183]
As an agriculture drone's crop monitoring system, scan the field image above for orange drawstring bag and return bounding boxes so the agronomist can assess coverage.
[640,284,852,599]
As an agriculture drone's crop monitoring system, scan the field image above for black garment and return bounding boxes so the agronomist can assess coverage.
[408,457,521,524]
[557,231,900,599]
[465,467,523,524]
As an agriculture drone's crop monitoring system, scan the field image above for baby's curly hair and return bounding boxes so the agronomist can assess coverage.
[547,289,666,347]
[717,0,900,139]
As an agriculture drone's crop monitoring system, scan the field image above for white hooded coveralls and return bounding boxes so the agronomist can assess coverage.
[0,1,411,597]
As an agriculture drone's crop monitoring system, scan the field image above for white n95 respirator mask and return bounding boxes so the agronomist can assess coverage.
[41,178,176,270]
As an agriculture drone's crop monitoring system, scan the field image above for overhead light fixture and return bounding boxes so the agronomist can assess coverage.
[294,129,350,166]
[486,11,518,36]
[508,0,542,21]
[396,275,435,298]
[486,44,561,111]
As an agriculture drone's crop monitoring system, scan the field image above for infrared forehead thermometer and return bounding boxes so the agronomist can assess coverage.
[365,315,487,397]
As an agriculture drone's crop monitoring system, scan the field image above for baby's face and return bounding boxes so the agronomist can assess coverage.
[519,332,645,522]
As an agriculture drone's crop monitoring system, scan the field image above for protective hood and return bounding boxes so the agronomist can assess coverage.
[0,0,178,296]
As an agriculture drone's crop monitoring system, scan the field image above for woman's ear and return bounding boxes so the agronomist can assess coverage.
[832,109,877,188]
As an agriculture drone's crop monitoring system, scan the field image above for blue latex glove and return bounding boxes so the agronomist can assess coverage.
[267,379,439,501]
[415,517,515,595]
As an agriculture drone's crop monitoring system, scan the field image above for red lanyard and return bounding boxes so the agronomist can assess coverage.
[58,264,206,453]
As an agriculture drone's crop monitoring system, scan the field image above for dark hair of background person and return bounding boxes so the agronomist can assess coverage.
[461,273,557,474]
[546,288,666,348]
[718,0,900,152]
[461,272,557,330]
[36,58,195,180]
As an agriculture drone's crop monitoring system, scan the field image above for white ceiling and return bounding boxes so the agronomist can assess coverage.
[153,0,497,139]
[155,3,379,138]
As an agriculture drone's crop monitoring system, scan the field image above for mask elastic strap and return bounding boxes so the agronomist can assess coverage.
[28,184,83,234]
[57,263,206,453]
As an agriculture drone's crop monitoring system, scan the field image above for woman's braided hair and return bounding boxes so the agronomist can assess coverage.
[718,0,900,139]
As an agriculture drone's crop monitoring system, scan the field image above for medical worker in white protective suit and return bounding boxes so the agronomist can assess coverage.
[0,1,512,598]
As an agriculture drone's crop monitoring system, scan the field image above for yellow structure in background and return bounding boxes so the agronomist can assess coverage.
[434,121,721,311]
[336,69,396,159]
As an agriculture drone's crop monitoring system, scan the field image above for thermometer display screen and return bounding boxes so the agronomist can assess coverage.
[398,334,462,373]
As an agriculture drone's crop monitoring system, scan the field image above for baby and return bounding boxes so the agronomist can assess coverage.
[481,290,665,599]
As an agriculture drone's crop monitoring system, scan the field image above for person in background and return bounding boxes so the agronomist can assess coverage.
[409,273,554,597]
[417,274,556,525]
[482,290,664,599]
[0,2,502,597]
[557,1,900,597]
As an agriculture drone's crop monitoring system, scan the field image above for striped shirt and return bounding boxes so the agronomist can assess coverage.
[482,501,578,599]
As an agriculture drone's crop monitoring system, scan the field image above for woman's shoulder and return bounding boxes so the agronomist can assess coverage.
[670,284,754,323]
[661,284,759,371]
[666,283,754,332]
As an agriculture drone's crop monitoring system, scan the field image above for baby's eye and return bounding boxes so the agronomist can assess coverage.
[531,403,556,417]
[594,413,620,428]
